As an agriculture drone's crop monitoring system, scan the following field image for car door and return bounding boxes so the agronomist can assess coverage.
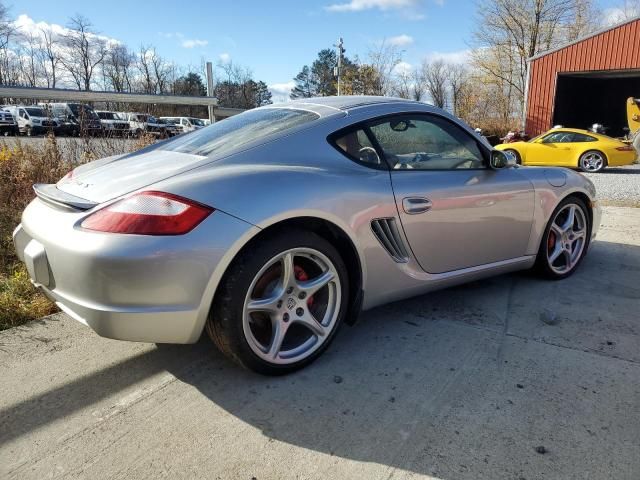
[18,109,28,129]
[524,131,575,166]
[367,113,535,274]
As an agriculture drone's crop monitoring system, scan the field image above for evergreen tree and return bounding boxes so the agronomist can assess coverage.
[173,72,206,96]
[290,65,315,99]
[254,80,273,106]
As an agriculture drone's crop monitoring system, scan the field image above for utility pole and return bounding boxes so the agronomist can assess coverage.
[334,37,345,96]
[206,61,215,123]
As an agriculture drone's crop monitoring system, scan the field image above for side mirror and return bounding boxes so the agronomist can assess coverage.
[490,150,517,169]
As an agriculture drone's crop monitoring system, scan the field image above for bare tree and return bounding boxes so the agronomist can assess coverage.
[447,63,470,117]
[472,0,599,115]
[606,0,640,22]
[17,32,42,86]
[60,15,107,90]
[0,2,19,85]
[39,26,62,88]
[367,41,402,96]
[421,59,449,109]
[103,44,134,92]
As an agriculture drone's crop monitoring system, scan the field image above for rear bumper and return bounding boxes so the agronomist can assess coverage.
[14,198,258,343]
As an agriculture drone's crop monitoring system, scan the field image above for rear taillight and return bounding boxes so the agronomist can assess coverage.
[81,191,213,235]
[615,145,634,151]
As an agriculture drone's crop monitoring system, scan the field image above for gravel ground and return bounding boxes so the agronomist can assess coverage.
[582,163,640,206]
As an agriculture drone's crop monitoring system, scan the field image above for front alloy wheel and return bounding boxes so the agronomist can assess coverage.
[537,198,590,278]
[207,230,348,374]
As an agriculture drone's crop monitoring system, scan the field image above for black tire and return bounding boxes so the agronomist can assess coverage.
[207,229,349,375]
[578,150,607,173]
[535,196,591,280]
[504,148,521,165]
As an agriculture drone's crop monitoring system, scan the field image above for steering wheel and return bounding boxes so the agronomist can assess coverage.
[358,146,381,165]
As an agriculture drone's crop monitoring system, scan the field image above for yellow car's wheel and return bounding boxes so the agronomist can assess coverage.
[579,150,607,173]
[503,148,521,165]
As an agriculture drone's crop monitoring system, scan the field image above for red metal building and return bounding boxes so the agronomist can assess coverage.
[525,17,640,137]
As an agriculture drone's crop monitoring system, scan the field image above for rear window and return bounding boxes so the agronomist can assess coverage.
[159,108,319,157]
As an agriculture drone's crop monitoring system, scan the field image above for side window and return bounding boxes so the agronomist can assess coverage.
[368,115,485,170]
[543,131,573,143]
[571,133,597,142]
[333,128,383,168]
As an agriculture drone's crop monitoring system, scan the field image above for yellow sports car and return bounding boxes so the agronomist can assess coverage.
[496,128,637,173]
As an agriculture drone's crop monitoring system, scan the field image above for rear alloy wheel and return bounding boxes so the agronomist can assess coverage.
[207,230,348,375]
[536,197,590,279]
[579,150,606,173]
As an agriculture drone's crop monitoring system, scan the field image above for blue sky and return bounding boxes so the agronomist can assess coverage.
[13,0,628,100]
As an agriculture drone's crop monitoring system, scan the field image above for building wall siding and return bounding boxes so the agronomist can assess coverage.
[525,18,640,136]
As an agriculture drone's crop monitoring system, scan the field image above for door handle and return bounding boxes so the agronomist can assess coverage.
[403,197,432,214]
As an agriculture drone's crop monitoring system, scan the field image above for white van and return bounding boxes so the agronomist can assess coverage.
[159,116,205,133]
[3,105,59,136]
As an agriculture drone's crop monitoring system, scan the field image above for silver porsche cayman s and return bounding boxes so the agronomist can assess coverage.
[14,96,601,374]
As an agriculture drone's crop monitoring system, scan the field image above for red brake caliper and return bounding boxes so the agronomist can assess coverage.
[294,266,314,308]
[548,231,555,251]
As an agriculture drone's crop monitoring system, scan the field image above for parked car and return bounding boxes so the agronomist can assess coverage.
[95,110,130,137]
[3,105,58,136]
[0,108,18,136]
[159,116,205,133]
[156,118,179,137]
[496,127,637,172]
[44,103,102,136]
[118,112,167,138]
[13,96,601,375]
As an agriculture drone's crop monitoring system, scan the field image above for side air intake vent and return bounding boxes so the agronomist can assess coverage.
[371,218,409,263]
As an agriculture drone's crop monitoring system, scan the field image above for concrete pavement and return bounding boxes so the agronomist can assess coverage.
[1,206,639,479]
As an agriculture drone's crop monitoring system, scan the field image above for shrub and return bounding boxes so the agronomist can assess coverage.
[0,134,152,330]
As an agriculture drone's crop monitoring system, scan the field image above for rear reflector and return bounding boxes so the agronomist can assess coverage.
[81,191,213,235]
[615,146,634,151]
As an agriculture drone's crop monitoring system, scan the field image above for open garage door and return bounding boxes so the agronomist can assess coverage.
[553,70,640,138]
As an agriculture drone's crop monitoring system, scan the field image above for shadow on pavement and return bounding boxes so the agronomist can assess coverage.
[2,240,639,478]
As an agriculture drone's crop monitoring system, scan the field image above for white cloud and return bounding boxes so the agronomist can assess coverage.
[269,81,296,102]
[12,14,119,47]
[181,39,208,48]
[425,49,471,64]
[387,34,414,46]
[326,0,419,12]
[393,61,413,75]
[218,52,231,63]
[603,6,640,26]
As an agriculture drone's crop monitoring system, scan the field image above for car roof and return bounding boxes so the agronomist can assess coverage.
[545,127,616,141]
[290,95,417,109]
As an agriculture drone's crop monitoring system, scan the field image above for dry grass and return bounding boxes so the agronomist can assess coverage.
[0,134,155,330]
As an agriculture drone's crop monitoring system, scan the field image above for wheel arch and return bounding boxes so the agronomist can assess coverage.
[578,148,608,169]
[199,215,365,342]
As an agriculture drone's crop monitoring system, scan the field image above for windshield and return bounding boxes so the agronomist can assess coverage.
[25,108,46,117]
[159,108,319,157]
[163,118,179,125]
[98,112,116,120]
[68,104,99,120]
[189,118,205,126]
